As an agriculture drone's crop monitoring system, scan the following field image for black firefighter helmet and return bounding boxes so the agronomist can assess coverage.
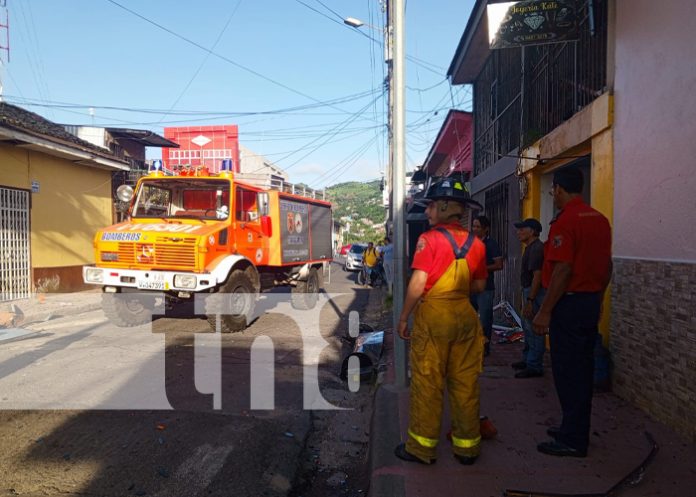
[423,178,482,210]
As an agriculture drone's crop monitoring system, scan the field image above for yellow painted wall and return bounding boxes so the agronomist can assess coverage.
[0,145,31,187]
[521,173,541,219]
[0,144,114,268]
[591,129,614,345]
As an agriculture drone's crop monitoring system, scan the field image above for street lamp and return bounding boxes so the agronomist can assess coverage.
[343,17,364,28]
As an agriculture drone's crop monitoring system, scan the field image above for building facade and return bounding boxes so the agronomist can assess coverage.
[162,125,240,173]
[0,104,129,297]
[610,0,696,440]
[450,0,695,441]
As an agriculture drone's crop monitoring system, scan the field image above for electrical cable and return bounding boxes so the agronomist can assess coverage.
[4,87,381,117]
[14,1,53,118]
[105,0,360,116]
[247,90,385,174]
[311,135,379,186]
[311,0,345,21]
[292,0,444,77]
[157,0,244,124]
[407,78,448,93]
[311,133,382,188]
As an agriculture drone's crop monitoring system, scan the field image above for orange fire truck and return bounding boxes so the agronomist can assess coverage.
[83,160,332,332]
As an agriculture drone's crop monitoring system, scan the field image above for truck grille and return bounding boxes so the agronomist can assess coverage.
[117,237,197,269]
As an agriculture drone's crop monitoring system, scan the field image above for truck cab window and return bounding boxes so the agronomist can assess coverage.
[134,185,171,217]
[132,179,230,220]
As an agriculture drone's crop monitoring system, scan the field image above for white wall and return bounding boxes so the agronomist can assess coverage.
[614,0,696,261]
[239,144,288,180]
[63,126,109,149]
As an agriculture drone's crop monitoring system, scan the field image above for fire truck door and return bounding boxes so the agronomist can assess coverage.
[234,187,265,264]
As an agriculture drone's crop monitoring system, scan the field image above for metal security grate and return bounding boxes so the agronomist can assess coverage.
[484,182,517,303]
[0,187,31,301]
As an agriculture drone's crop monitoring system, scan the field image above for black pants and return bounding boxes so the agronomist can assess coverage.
[549,292,601,452]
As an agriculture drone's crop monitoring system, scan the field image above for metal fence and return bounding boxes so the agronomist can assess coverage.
[0,187,31,301]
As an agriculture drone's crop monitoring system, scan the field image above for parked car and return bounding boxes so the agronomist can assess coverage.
[343,243,366,271]
[339,244,352,256]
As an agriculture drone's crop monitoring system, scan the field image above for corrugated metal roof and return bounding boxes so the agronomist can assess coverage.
[106,127,179,148]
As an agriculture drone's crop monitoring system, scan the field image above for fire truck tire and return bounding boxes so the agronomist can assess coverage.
[206,270,256,333]
[101,293,154,327]
[291,267,320,310]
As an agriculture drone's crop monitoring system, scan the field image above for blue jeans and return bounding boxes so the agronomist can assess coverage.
[522,287,546,372]
[476,290,494,346]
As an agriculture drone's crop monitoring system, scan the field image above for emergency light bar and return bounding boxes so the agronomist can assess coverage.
[149,159,163,175]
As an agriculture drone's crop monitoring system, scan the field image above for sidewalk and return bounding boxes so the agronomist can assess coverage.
[0,290,103,331]
[369,334,696,497]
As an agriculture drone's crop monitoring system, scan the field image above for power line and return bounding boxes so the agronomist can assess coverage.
[105,0,358,116]
[407,78,448,93]
[310,133,381,188]
[262,90,385,173]
[4,87,381,117]
[311,0,345,21]
[157,0,244,124]
[292,0,445,77]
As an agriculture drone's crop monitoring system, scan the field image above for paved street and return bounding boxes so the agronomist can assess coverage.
[0,261,374,497]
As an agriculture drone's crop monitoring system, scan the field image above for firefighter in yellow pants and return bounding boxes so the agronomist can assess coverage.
[395,178,488,465]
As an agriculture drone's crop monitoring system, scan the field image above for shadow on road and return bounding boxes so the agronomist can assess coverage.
[3,282,374,497]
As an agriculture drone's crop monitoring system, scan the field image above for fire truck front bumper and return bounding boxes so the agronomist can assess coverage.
[83,266,218,293]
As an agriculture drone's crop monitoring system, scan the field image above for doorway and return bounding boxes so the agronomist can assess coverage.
[539,156,591,241]
[0,186,32,301]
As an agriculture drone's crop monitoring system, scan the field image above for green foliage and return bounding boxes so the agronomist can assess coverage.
[326,179,386,244]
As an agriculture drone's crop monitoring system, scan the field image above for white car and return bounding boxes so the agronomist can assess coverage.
[343,244,367,271]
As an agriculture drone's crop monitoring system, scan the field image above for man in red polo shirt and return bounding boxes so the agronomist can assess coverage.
[533,166,612,458]
[394,178,488,466]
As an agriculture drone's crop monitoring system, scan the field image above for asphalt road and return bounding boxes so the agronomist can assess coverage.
[0,261,372,497]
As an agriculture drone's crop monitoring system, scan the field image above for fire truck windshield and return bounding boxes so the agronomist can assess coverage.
[132,179,231,220]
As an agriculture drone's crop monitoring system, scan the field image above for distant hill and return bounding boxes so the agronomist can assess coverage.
[326,180,386,243]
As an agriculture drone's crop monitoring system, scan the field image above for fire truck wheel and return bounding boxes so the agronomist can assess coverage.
[206,270,256,333]
[101,292,154,327]
[291,267,320,310]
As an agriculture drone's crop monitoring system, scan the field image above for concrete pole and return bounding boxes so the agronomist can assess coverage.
[391,0,407,388]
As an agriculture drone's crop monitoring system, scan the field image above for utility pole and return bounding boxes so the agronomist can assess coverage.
[0,0,10,102]
[390,0,407,388]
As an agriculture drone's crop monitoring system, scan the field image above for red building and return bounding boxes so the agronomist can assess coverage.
[421,110,473,178]
[162,125,240,173]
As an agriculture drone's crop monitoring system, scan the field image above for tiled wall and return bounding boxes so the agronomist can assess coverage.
[611,258,696,441]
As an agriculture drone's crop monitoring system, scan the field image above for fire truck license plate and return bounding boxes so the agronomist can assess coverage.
[137,276,166,290]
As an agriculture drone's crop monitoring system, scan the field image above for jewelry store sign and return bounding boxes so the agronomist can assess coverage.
[487,0,578,49]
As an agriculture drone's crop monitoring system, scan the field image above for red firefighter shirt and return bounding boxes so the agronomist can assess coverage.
[411,223,488,293]
[542,197,612,292]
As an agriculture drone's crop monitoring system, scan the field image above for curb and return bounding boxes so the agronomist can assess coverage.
[24,301,103,325]
[262,411,313,497]
[366,287,406,497]
[369,384,406,497]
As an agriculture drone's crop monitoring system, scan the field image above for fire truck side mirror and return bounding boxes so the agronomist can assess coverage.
[257,192,270,217]
[260,216,272,238]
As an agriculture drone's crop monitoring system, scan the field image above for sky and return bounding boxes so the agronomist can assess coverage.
[2,0,475,189]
